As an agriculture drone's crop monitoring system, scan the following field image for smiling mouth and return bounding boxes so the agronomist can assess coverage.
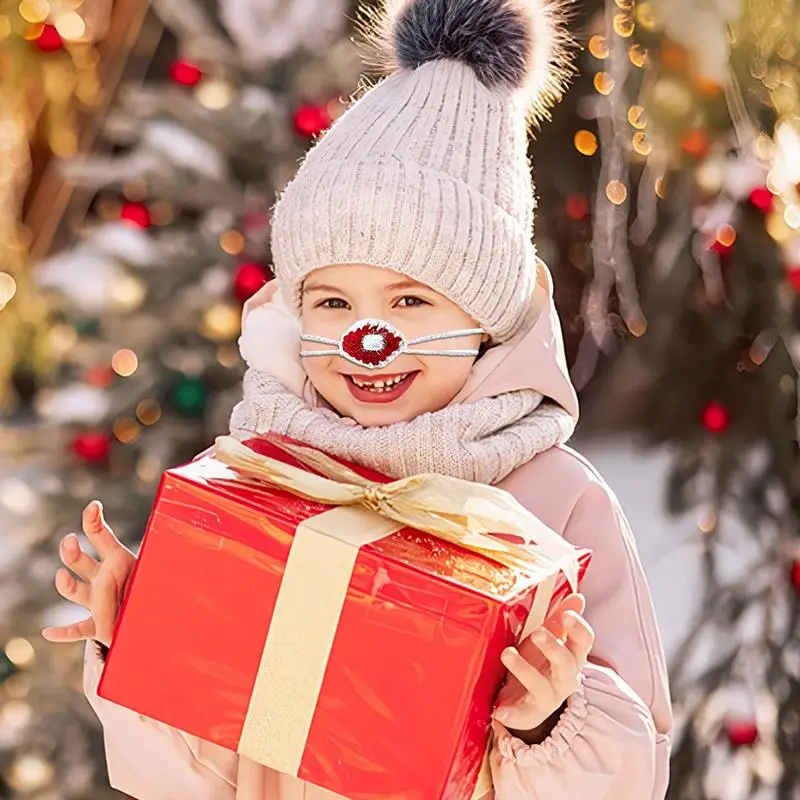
[342,371,419,401]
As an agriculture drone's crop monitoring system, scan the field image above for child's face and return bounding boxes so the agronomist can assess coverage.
[300,265,487,428]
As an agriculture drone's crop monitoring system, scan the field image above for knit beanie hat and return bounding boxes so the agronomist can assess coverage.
[271,0,573,343]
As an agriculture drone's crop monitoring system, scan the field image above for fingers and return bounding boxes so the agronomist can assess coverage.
[55,568,91,608]
[41,617,96,643]
[60,533,99,581]
[501,645,551,697]
[543,593,585,637]
[82,501,121,559]
[562,610,595,666]
[529,628,581,694]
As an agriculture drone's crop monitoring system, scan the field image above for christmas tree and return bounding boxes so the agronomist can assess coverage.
[0,0,362,794]
[532,0,800,797]
[2,0,800,796]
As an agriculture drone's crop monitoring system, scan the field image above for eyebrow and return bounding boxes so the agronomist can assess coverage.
[302,279,426,294]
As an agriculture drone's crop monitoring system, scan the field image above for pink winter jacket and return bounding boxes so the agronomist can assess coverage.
[83,266,673,799]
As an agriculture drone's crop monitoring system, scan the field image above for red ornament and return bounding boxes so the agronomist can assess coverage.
[120,202,152,229]
[72,431,111,464]
[33,24,64,52]
[790,560,800,593]
[293,104,333,138]
[170,60,204,87]
[787,268,800,293]
[681,129,710,160]
[702,401,730,433]
[342,321,404,368]
[749,187,773,214]
[724,718,759,748]
[234,263,271,304]
[84,366,115,388]
[566,194,590,221]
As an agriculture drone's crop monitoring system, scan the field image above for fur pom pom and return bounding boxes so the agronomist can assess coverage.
[358,0,575,120]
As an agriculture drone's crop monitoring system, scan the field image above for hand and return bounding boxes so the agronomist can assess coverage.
[42,501,136,649]
[493,593,594,736]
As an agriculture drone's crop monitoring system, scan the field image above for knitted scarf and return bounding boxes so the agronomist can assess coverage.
[229,368,575,486]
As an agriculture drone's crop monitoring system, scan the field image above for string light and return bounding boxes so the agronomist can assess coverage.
[588,35,609,59]
[633,132,652,156]
[17,0,49,24]
[0,272,17,305]
[220,230,245,255]
[594,72,616,95]
[196,79,234,110]
[136,399,162,426]
[635,1,658,30]
[111,349,138,377]
[629,44,648,67]
[113,418,140,444]
[613,13,635,37]
[627,105,647,129]
[627,311,648,337]
[784,205,800,229]
[5,638,34,667]
[574,130,599,156]
[606,180,628,205]
[615,0,634,8]
[201,303,241,341]
[6,754,53,793]
[54,10,86,41]
[715,224,737,248]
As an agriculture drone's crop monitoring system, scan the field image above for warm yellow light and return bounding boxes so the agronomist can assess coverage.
[202,303,241,342]
[629,44,648,67]
[0,16,12,37]
[196,80,234,110]
[627,312,648,337]
[594,72,615,95]
[113,418,140,444]
[136,399,162,426]
[5,637,35,667]
[588,35,609,59]
[632,132,652,156]
[111,349,138,377]
[613,13,635,37]
[0,273,17,304]
[111,275,146,311]
[655,176,666,198]
[54,10,85,40]
[716,224,736,247]
[18,0,49,24]
[627,105,647,129]
[220,230,245,255]
[606,180,628,205]
[574,129,598,156]
[784,205,800,230]
[636,1,658,30]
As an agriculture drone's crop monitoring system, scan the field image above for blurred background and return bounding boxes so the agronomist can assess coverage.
[0,0,799,797]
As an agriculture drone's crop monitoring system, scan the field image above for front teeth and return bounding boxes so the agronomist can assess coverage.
[352,373,409,392]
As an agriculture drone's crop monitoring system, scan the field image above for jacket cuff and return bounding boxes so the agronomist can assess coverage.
[493,673,588,766]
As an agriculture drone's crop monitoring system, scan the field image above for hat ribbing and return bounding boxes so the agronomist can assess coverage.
[271,0,573,342]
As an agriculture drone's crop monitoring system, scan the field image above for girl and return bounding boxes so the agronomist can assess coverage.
[43,0,673,797]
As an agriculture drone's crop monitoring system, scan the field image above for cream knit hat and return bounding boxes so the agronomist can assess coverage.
[271,0,573,343]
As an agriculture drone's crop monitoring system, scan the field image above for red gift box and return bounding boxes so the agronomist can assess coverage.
[98,435,591,800]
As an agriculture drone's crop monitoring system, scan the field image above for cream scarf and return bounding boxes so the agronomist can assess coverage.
[229,369,575,486]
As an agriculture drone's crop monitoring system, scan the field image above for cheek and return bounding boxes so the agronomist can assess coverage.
[421,358,474,398]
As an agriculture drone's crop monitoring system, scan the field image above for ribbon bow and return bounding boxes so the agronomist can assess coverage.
[214,435,580,588]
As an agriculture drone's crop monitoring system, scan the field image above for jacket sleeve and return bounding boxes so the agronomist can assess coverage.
[489,479,673,800]
[84,641,239,800]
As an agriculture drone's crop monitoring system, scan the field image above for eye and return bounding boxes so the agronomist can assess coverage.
[318,297,350,310]
[396,296,430,308]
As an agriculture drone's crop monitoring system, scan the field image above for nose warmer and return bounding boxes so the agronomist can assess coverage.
[300,319,485,370]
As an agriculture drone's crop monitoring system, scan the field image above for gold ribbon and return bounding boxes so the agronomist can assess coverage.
[214,435,580,589]
[213,435,581,793]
